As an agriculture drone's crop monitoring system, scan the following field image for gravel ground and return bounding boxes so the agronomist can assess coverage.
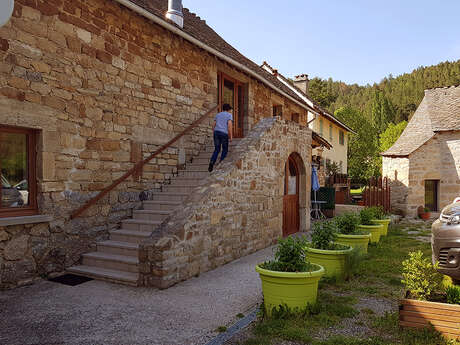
[0,246,275,345]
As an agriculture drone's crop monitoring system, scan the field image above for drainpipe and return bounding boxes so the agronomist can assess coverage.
[165,0,183,28]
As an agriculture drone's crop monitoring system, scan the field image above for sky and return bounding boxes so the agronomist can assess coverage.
[184,0,460,86]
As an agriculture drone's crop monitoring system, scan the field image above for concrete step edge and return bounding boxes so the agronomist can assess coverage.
[122,219,162,225]
[82,252,139,265]
[67,265,139,284]
[110,229,152,237]
[97,240,139,250]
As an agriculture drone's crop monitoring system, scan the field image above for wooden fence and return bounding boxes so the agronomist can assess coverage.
[363,176,391,212]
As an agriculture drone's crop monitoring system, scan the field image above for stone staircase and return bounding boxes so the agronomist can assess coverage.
[68,139,242,286]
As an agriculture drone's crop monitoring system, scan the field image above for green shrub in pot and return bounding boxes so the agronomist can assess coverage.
[334,213,371,254]
[256,236,324,315]
[358,208,384,243]
[305,221,352,278]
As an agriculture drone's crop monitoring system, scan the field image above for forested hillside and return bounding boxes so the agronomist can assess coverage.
[306,59,460,180]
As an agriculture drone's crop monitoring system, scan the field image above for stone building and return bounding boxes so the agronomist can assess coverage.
[382,86,460,217]
[0,0,330,289]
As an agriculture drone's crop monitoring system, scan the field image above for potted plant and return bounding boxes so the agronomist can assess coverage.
[305,221,352,279]
[399,250,460,338]
[256,236,325,316]
[357,207,384,243]
[418,206,431,220]
[334,213,371,254]
[368,206,391,236]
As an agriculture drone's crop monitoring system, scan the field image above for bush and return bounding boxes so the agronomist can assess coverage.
[311,220,338,250]
[401,251,444,300]
[359,207,375,225]
[260,236,312,272]
[335,213,360,234]
[447,285,460,304]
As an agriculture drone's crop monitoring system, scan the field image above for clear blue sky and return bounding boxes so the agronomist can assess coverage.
[185,0,460,85]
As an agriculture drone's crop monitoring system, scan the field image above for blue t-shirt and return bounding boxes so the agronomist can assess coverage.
[214,111,233,135]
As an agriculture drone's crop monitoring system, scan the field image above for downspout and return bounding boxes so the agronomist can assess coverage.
[112,0,318,115]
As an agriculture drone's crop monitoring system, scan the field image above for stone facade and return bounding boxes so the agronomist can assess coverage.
[0,0,311,289]
[139,118,312,289]
[383,132,460,217]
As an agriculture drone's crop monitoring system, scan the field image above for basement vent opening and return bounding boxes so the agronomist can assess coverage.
[49,274,93,286]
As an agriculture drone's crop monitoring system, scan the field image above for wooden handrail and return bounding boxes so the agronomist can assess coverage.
[71,105,218,219]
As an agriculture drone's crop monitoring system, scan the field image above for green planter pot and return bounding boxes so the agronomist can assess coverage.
[336,233,371,254]
[256,264,325,316]
[305,246,353,278]
[371,218,391,236]
[357,224,383,243]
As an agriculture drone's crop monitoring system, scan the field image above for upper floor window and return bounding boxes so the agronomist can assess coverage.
[339,130,345,145]
[319,118,324,135]
[329,124,333,141]
[0,126,37,218]
[273,104,283,117]
[292,113,300,123]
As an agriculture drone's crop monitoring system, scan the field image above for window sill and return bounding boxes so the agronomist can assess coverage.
[0,215,53,227]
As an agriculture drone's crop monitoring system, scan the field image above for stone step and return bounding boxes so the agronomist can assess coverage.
[142,200,181,211]
[67,265,139,286]
[82,252,139,273]
[109,229,152,243]
[151,192,190,202]
[132,210,171,222]
[122,218,162,231]
[97,240,139,257]
[170,177,204,185]
[162,184,197,194]
[176,170,209,178]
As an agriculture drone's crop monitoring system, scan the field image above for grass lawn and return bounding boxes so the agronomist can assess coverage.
[228,221,460,345]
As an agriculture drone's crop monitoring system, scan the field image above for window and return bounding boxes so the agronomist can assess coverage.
[339,130,345,145]
[292,113,300,123]
[425,180,439,212]
[329,124,333,141]
[0,126,37,217]
[319,118,323,135]
[273,105,283,117]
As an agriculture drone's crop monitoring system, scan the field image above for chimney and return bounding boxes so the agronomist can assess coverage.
[166,0,183,28]
[294,74,309,95]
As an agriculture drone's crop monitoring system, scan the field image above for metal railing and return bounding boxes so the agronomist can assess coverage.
[71,105,218,219]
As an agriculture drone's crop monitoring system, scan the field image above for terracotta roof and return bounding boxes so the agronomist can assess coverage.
[127,0,311,109]
[382,85,460,157]
[261,61,355,134]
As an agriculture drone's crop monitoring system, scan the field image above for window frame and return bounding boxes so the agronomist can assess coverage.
[339,130,345,145]
[273,104,283,117]
[0,125,38,218]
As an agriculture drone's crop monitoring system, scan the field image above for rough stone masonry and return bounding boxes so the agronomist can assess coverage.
[0,0,312,289]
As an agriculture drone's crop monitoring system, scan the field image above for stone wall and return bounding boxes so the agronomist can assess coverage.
[383,131,460,217]
[382,156,409,216]
[139,118,312,289]
[0,0,311,288]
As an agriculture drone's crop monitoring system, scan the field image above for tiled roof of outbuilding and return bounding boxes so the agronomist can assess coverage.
[381,85,460,157]
[127,0,311,108]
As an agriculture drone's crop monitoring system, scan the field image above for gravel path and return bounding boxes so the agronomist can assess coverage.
[0,246,275,345]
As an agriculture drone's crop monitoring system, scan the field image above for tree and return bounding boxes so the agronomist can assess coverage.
[379,121,408,153]
[334,107,380,181]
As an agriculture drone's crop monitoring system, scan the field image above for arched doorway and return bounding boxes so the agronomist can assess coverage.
[283,154,300,236]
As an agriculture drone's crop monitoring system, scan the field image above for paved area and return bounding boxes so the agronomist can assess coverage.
[0,246,275,345]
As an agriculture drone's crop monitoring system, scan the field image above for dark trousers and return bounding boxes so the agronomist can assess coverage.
[210,131,229,164]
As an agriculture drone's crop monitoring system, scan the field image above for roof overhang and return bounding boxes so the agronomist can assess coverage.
[312,131,332,150]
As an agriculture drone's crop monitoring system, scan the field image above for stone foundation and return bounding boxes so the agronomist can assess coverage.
[139,118,312,288]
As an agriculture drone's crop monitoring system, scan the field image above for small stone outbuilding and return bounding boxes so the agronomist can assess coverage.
[382,86,460,217]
